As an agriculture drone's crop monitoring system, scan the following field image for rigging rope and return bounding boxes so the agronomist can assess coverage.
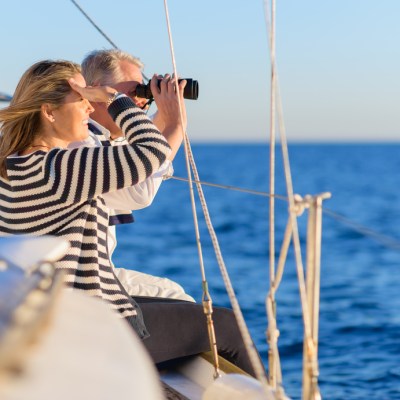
[69,0,149,82]
[169,175,400,251]
[323,209,400,250]
[162,0,271,390]
[264,0,312,334]
[265,0,281,392]
[162,0,222,380]
[70,0,119,49]
[168,175,286,199]
[264,1,322,398]
[268,0,277,310]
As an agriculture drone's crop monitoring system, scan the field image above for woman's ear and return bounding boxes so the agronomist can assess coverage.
[41,103,56,123]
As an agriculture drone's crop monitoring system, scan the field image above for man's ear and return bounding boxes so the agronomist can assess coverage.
[41,103,56,123]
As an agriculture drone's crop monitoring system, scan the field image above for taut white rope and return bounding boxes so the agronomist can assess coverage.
[162,0,270,390]
[162,0,222,379]
[264,1,323,399]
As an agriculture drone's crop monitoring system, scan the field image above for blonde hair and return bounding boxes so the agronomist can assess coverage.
[81,49,144,86]
[0,60,81,179]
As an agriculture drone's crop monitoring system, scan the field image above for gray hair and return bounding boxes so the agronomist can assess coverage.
[81,49,144,86]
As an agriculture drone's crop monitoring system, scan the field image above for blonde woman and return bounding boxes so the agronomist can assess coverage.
[0,59,181,337]
[0,60,259,376]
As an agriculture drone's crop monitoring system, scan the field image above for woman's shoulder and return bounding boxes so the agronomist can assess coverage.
[5,151,50,181]
[7,150,48,164]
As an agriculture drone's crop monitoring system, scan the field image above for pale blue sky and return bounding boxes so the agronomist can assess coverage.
[1,1,399,142]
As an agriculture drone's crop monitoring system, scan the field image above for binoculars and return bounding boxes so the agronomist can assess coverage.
[135,78,199,100]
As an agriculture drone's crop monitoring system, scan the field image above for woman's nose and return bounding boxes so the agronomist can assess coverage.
[86,99,95,114]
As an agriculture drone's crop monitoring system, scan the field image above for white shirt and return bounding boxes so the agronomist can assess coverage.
[68,120,173,256]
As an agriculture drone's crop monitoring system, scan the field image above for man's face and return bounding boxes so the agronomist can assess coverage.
[112,60,149,110]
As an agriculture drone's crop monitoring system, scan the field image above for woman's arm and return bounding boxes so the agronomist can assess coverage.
[41,94,171,205]
[102,160,172,210]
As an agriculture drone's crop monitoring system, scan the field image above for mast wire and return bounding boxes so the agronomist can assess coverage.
[69,0,149,82]
[170,174,400,251]
[70,0,119,49]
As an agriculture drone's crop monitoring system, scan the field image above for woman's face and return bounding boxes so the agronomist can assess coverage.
[51,73,94,143]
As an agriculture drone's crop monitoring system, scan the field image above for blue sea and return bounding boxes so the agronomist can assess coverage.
[113,143,400,400]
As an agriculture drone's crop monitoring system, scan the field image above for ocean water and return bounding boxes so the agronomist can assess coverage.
[113,143,400,400]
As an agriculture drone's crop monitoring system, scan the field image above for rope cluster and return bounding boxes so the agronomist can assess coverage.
[70,2,399,399]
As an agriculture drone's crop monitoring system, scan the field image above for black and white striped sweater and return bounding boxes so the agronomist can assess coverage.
[0,96,171,337]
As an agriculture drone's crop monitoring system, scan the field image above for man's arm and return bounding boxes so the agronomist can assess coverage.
[101,160,172,210]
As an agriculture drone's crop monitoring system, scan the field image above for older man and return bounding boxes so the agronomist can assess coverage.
[69,48,193,301]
